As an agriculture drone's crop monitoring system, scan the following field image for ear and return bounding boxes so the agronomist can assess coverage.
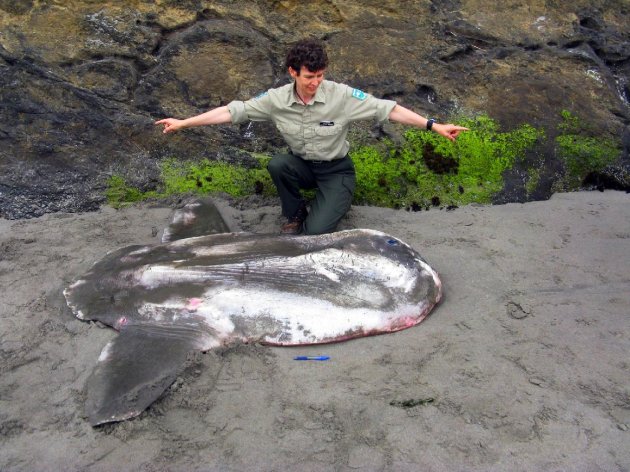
[288,67,299,78]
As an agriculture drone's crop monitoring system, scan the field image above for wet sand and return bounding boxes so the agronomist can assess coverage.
[1,191,629,471]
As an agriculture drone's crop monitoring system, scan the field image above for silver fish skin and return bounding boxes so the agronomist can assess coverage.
[64,228,442,425]
[66,229,441,346]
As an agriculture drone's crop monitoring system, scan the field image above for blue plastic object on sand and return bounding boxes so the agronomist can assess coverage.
[293,356,330,361]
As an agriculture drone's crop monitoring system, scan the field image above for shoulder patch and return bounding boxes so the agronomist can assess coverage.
[351,88,367,100]
[254,91,268,100]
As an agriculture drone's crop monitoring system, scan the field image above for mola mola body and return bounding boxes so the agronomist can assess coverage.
[64,201,442,425]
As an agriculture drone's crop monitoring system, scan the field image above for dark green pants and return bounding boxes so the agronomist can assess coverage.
[267,153,356,235]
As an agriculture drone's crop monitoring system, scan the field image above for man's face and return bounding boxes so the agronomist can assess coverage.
[289,66,325,97]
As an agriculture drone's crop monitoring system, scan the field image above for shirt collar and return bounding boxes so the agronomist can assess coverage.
[288,81,327,106]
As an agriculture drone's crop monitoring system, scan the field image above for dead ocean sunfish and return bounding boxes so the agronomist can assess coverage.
[64,200,442,426]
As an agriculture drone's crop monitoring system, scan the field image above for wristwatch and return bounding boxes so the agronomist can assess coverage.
[426,118,436,131]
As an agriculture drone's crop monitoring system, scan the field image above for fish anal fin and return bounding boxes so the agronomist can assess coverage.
[86,326,203,426]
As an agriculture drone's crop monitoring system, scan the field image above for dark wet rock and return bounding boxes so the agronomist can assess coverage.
[0,0,32,15]
[583,164,630,193]
[66,59,138,102]
[0,1,628,218]
[622,126,630,162]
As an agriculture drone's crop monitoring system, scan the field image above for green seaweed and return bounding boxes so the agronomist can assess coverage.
[159,157,274,197]
[108,114,620,211]
[105,156,276,208]
[555,110,620,188]
[352,115,544,208]
[525,167,542,197]
[105,175,148,208]
[390,397,435,408]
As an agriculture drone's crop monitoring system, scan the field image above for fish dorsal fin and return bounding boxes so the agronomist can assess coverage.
[86,324,213,426]
[162,198,231,242]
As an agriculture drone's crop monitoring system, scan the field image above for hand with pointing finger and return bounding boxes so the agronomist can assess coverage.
[432,123,469,142]
[155,118,187,134]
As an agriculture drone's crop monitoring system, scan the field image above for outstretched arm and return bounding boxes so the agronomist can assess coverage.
[388,104,468,142]
[155,106,232,134]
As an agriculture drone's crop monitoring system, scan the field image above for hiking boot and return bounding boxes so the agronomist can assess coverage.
[280,218,304,234]
[280,202,307,235]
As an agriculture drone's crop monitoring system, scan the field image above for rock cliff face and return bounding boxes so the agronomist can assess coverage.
[1,1,628,218]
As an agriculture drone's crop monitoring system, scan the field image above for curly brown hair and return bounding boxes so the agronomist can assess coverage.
[285,39,328,75]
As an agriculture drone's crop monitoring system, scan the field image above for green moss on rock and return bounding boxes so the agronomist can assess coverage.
[352,115,544,208]
[555,110,621,188]
[105,175,149,208]
[105,156,274,208]
[159,157,274,197]
[105,115,552,210]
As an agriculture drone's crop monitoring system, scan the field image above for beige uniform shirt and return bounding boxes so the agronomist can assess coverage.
[227,80,397,161]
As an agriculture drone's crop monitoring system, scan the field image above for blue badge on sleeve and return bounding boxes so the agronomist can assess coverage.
[351,88,367,100]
